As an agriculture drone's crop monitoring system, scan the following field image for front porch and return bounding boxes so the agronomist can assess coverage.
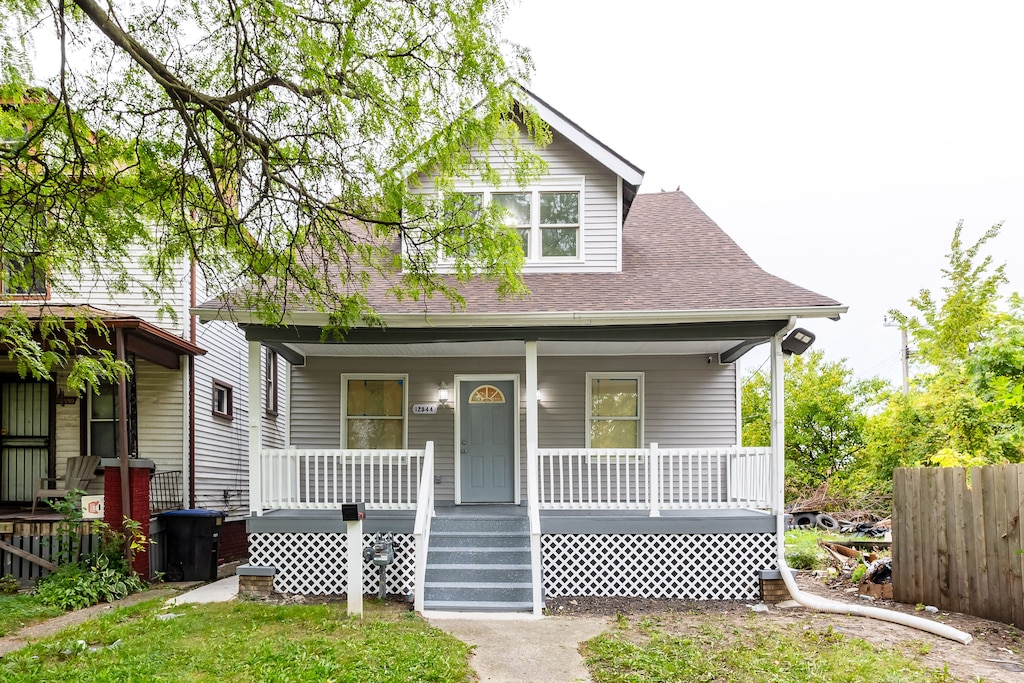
[243,442,781,612]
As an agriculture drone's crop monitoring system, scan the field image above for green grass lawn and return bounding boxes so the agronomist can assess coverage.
[0,593,63,637]
[584,614,957,683]
[0,599,474,682]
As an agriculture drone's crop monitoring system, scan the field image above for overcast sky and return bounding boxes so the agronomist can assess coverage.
[503,1,1024,385]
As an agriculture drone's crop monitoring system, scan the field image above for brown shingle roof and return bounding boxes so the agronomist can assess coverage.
[196,190,842,320]
[363,190,840,315]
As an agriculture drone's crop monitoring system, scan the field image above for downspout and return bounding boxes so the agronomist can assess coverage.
[769,320,972,644]
[188,261,197,508]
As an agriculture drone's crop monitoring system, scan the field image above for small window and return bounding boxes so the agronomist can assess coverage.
[1,252,48,298]
[212,380,233,419]
[264,349,279,416]
[492,192,532,257]
[587,373,643,448]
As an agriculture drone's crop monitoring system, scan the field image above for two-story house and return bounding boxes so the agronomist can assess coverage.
[194,88,846,613]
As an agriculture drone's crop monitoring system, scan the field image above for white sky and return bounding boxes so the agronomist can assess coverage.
[503,1,1024,385]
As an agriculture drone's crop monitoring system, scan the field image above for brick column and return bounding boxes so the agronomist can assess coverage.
[103,459,155,578]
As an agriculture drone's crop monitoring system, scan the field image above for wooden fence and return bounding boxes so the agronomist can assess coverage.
[0,520,99,584]
[893,464,1024,625]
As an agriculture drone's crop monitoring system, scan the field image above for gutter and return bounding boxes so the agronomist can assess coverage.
[191,305,849,328]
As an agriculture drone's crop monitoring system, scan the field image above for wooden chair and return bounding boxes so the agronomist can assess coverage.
[32,455,101,514]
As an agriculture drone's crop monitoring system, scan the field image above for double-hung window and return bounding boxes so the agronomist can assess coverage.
[586,373,643,448]
[447,176,584,262]
[342,375,407,449]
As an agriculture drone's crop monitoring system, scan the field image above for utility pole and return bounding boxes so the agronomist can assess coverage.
[883,316,910,394]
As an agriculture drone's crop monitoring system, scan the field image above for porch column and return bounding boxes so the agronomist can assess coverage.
[525,340,539,504]
[525,340,543,615]
[248,341,263,515]
[769,332,786,516]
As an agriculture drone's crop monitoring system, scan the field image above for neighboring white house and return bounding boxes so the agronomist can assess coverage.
[0,248,287,564]
[196,88,847,613]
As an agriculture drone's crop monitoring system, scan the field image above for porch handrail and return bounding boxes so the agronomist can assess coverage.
[537,446,772,511]
[412,442,435,613]
[261,447,427,510]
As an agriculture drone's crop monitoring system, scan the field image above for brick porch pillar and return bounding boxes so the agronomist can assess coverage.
[102,459,156,578]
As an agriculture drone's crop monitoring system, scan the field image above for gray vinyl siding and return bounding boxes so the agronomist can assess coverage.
[413,128,621,273]
[193,327,288,517]
[288,353,737,502]
[536,356,737,448]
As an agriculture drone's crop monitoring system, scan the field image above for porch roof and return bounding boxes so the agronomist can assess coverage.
[0,304,205,370]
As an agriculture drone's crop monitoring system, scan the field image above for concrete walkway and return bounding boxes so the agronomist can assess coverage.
[3,575,612,682]
[165,575,238,605]
[427,614,610,683]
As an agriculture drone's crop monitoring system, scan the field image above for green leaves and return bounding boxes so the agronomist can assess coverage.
[2,0,545,384]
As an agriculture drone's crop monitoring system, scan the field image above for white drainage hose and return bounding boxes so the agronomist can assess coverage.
[776,516,973,645]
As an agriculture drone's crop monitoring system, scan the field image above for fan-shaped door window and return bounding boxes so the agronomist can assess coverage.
[468,384,506,404]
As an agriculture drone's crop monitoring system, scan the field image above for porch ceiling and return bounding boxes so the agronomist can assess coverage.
[275,339,756,359]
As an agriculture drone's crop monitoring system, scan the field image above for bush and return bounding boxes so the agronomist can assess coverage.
[0,575,19,595]
[784,529,828,570]
[36,555,145,610]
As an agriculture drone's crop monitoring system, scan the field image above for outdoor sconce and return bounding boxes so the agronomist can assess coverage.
[781,328,816,356]
[437,381,449,407]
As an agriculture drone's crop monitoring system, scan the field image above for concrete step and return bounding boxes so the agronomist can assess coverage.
[426,547,531,564]
[429,530,529,547]
[422,599,534,613]
[425,565,531,583]
[430,517,528,534]
[423,583,532,603]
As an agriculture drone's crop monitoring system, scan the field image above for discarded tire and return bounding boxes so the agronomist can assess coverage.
[815,513,840,531]
[791,512,817,528]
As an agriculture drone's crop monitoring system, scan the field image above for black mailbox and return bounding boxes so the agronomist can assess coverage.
[342,503,365,521]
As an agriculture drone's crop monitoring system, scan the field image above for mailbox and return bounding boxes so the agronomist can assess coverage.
[341,503,365,521]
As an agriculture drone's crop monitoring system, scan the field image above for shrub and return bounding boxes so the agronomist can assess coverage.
[36,555,145,610]
[0,575,19,595]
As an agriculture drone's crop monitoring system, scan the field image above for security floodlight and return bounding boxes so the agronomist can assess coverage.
[781,328,815,356]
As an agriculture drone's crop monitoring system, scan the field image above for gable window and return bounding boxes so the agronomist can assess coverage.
[264,348,279,416]
[212,380,233,419]
[447,176,584,262]
[1,252,48,298]
[343,375,407,449]
[586,373,643,448]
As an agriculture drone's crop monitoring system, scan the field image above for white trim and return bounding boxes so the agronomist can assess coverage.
[285,361,293,448]
[441,176,586,265]
[616,176,623,273]
[454,373,521,505]
[518,89,644,186]
[247,341,263,515]
[734,361,743,446]
[340,373,410,449]
[585,372,644,449]
[194,305,848,327]
[182,355,190,509]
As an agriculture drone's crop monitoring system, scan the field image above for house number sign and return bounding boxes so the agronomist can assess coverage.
[412,404,438,414]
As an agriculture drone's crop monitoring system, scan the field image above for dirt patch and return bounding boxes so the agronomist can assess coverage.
[546,573,1024,682]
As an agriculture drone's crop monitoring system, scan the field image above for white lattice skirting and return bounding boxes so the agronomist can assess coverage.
[542,533,778,600]
[248,532,416,596]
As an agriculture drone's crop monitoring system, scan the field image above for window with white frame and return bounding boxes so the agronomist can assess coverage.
[586,373,643,448]
[447,177,584,261]
[342,375,407,449]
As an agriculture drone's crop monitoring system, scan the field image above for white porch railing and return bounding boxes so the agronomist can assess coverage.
[537,444,772,513]
[261,444,432,510]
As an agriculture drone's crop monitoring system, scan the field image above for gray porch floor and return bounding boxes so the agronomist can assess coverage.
[247,505,776,535]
